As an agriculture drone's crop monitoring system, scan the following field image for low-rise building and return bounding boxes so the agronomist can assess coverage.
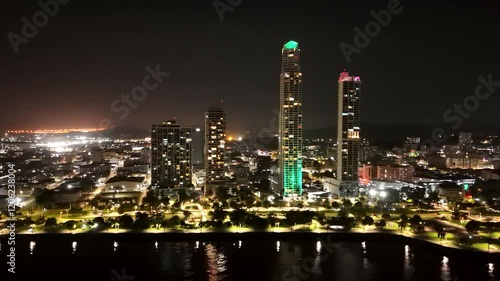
[359,164,414,183]
[437,181,465,201]
[103,176,147,193]
[54,188,82,204]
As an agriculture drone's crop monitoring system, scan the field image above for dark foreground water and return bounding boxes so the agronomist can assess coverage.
[1,237,499,281]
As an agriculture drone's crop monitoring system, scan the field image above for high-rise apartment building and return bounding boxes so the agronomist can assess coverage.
[279,40,303,197]
[151,120,192,188]
[337,71,362,183]
[191,126,204,165]
[204,107,226,187]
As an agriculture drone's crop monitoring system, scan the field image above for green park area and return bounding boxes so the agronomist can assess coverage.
[2,194,499,254]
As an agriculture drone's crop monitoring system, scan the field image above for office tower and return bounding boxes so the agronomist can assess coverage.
[459,132,472,151]
[191,126,204,165]
[204,107,226,188]
[337,71,362,184]
[279,40,303,197]
[151,120,192,188]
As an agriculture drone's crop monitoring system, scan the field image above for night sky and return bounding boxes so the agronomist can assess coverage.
[1,0,499,135]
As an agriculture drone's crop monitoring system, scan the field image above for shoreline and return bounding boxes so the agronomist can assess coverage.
[2,230,500,262]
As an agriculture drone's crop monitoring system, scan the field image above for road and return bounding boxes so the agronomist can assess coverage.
[431,218,468,236]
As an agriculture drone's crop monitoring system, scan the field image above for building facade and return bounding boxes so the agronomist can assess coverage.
[459,132,472,151]
[359,164,415,183]
[279,40,303,197]
[191,126,204,165]
[204,107,226,187]
[151,120,192,188]
[336,71,362,184]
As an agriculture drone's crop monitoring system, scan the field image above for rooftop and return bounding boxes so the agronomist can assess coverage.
[283,40,298,50]
[105,176,145,184]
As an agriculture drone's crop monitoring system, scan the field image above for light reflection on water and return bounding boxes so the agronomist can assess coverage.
[204,243,228,281]
[403,245,413,281]
[441,256,451,281]
[30,241,36,255]
[6,239,499,281]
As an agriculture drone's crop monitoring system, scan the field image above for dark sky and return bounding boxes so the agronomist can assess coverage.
[1,0,499,135]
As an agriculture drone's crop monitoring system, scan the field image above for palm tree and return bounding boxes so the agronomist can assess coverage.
[45,217,58,227]
[398,220,407,234]
[342,198,352,209]
[465,220,481,235]
[64,220,76,233]
[331,201,341,209]
[230,209,247,228]
[376,219,387,229]
[361,216,374,232]
[161,220,169,232]
[409,215,423,232]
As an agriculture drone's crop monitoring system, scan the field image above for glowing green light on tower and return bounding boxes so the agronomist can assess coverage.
[463,184,469,191]
[283,160,302,197]
[284,41,298,50]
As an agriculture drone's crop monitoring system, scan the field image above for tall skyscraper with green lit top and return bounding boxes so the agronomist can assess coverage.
[279,40,303,197]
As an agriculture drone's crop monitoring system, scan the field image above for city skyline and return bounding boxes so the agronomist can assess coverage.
[2,1,500,280]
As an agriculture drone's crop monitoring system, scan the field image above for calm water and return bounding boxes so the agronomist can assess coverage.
[1,237,499,281]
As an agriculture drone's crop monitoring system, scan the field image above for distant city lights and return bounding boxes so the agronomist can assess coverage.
[6,128,106,134]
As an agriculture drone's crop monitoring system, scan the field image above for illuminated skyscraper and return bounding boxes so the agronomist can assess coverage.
[279,40,303,197]
[204,107,226,188]
[151,120,192,188]
[337,71,362,184]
